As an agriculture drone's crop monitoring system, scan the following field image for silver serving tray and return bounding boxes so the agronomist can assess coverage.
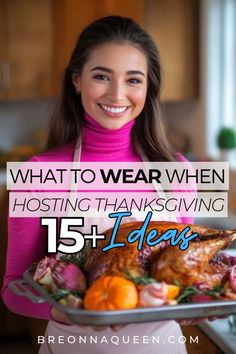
[9,269,236,326]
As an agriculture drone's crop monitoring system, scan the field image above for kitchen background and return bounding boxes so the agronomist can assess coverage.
[0,0,236,353]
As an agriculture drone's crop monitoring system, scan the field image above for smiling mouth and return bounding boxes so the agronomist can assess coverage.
[98,104,129,114]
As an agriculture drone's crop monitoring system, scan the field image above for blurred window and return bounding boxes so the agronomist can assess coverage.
[205,0,236,156]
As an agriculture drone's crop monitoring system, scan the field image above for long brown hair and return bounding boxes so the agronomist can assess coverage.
[46,16,175,161]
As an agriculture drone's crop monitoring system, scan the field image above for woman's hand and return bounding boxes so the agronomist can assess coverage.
[50,306,74,325]
[91,325,126,332]
[177,315,228,326]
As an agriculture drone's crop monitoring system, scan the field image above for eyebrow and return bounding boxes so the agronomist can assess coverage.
[90,66,145,77]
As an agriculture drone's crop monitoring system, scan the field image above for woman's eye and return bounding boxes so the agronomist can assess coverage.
[128,78,141,84]
[93,74,110,81]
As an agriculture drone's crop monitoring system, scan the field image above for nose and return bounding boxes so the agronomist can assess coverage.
[107,80,125,102]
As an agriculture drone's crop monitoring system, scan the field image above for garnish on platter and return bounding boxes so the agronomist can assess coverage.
[32,255,87,308]
[30,221,236,311]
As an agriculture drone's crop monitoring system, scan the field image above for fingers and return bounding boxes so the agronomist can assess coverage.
[90,326,109,331]
[177,319,194,326]
[177,315,226,326]
[218,315,229,319]
[208,317,218,322]
[90,325,126,332]
[177,317,208,326]
[50,307,74,325]
[111,324,126,332]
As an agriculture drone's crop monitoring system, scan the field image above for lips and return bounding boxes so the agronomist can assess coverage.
[98,103,129,115]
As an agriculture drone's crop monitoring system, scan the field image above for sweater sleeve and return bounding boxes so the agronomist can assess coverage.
[1,154,54,320]
[1,144,74,319]
[1,216,52,320]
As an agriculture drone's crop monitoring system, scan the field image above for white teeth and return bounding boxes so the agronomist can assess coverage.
[100,104,127,113]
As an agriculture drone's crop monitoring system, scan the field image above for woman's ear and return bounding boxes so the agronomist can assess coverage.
[72,73,81,94]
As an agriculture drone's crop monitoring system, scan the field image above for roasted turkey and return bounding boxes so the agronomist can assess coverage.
[151,231,236,289]
[84,221,167,284]
[84,221,236,287]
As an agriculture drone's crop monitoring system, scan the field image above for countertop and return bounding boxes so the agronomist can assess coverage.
[199,249,236,354]
[199,320,236,354]
[195,216,236,230]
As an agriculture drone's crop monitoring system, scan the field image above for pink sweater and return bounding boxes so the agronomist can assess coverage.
[1,113,193,320]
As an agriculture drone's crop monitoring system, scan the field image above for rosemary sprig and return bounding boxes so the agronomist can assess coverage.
[125,271,156,285]
[175,280,225,303]
[177,285,200,303]
[206,284,225,297]
[174,279,185,290]
[30,262,38,273]
[50,289,84,301]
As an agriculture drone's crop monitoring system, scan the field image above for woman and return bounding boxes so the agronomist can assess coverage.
[3,16,195,353]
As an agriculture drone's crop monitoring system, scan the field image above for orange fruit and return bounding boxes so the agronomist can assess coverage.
[84,276,138,311]
[166,284,180,300]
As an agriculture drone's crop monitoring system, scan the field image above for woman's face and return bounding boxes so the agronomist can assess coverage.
[73,42,148,130]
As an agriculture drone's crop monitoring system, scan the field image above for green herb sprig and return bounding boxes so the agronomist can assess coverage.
[175,280,225,303]
[177,285,200,303]
[50,289,84,301]
[206,284,225,297]
[30,262,38,273]
[125,271,156,285]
